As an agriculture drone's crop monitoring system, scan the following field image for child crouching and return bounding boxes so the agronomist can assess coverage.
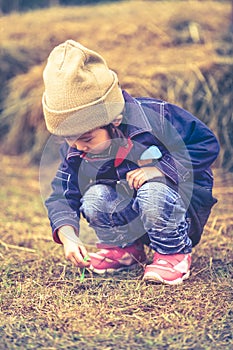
[42,40,219,284]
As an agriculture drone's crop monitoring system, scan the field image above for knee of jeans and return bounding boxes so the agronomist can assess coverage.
[136,182,179,220]
[81,184,115,218]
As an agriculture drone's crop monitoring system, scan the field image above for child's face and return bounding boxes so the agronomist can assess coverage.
[65,114,123,154]
[65,127,111,154]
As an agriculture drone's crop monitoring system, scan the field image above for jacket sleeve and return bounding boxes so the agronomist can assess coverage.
[145,101,220,184]
[45,143,82,244]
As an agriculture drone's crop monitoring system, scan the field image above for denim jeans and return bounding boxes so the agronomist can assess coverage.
[80,181,192,254]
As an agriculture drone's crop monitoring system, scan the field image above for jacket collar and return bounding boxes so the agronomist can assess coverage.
[122,90,152,137]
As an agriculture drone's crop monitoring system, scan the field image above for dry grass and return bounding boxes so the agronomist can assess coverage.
[0,1,232,168]
[0,155,232,349]
[0,1,233,348]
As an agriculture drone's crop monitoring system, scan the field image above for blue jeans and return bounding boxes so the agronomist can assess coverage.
[80,181,192,254]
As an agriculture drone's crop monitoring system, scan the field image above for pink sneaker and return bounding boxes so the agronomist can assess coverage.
[143,252,191,285]
[89,241,146,274]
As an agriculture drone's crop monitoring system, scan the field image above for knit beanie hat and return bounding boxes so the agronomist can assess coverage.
[42,40,125,136]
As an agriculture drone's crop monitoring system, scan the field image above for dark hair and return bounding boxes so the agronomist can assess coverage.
[102,123,128,147]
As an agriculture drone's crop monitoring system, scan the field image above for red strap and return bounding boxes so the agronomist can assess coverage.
[114,138,133,167]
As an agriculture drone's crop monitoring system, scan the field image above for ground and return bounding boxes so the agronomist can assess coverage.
[0,155,232,349]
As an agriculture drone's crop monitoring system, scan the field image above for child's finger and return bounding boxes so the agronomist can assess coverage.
[79,246,91,266]
[126,169,139,188]
[72,253,89,267]
[133,172,145,189]
[127,169,145,189]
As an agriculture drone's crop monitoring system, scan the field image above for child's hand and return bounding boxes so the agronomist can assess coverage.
[63,240,90,268]
[126,166,163,190]
[58,227,90,268]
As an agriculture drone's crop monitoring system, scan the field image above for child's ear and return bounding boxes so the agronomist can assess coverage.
[112,114,123,127]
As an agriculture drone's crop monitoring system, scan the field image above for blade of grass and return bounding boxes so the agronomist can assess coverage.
[80,255,90,282]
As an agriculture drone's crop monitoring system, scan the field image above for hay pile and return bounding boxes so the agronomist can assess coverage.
[0,1,232,168]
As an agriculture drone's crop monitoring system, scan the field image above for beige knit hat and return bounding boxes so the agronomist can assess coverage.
[42,40,125,136]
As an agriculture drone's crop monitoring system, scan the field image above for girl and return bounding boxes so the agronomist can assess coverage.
[42,40,219,284]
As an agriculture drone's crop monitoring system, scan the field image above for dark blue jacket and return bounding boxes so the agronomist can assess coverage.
[45,91,220,246]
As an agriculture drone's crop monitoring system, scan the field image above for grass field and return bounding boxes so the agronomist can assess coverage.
[0,155,232,349]
[0,0,232,168]
[0,1,232,349]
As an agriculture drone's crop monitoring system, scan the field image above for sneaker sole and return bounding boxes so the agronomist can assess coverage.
[143,270,190,285]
